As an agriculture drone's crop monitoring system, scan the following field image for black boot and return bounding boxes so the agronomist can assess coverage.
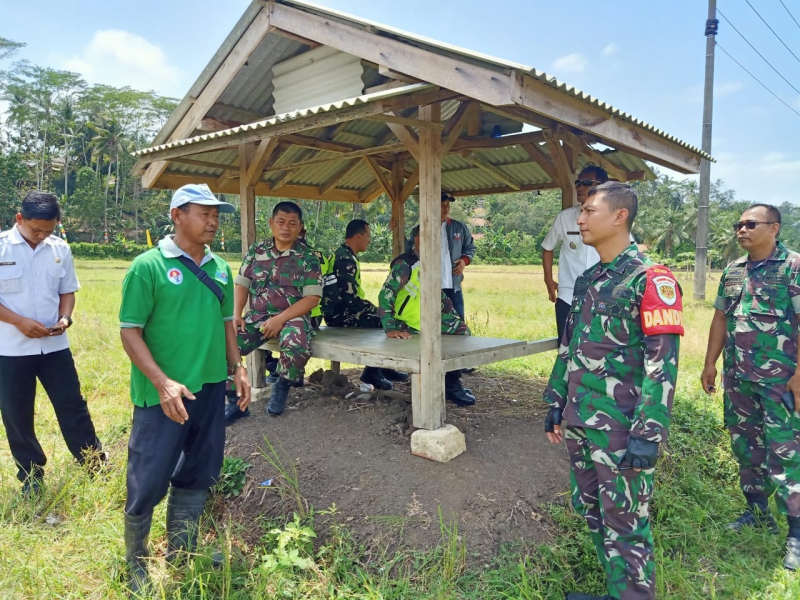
[268,377,292,416]
[445,371,476,406]
[265,355,279,384]
[728,492,778,534]
[565,593,612,600]
[224,391,249,426]
[785,516,800,570]
[166,488,207,563]
[360,367,392,391]
[124,511,152,596]
[381,369,410,383]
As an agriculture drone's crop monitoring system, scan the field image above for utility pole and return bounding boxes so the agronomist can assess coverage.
[694,0,717,300]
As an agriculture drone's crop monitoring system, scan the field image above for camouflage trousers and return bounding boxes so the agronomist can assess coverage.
[723,376,800,516]
[324,303,381,329]
[565,426,656,600]
[237,313,315,383]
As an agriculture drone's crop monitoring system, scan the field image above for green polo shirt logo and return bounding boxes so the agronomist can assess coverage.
[167,268,184,285]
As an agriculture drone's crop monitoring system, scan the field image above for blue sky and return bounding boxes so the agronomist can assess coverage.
[3,0,798,205]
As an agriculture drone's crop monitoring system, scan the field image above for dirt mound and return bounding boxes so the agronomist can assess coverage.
[222,369,570,562]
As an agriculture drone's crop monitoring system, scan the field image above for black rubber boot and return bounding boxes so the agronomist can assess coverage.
[166,488,208,563]
[381,369,410,383]
[728,492,778,534]
[445,371,476,406]
[785,516,800,570]
[124,511,152,597]
[268,377,292,416]
[360,367,392,391]
[565,593,612,600]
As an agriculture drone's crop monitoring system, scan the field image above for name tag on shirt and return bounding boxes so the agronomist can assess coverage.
[0,262,16,266]
[566,231,580,236]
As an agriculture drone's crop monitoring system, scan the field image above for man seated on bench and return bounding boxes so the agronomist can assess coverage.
[233,201,322,417]
[321,219,409,391]
[378,225,476,406]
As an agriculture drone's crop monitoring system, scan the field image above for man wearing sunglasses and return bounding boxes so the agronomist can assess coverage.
[701,204,800,570]
[541,165,609,341]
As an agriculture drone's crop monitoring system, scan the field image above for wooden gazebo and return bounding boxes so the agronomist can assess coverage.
[132,0,707,448]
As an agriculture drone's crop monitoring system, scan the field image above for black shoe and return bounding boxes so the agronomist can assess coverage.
[360,367,393,391]
[268,377,292,416]
[727,509,779,534]
[785,536,800,570]
[445,382,476,406]
[566,593,612,600]
[21,477,43,498]
[124,511,152,596]
[224,398,250,426]
[382,369,410,383]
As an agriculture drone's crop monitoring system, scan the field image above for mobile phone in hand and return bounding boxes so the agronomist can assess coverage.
[782,391,797,414]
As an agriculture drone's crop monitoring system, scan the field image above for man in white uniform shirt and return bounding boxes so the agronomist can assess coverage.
[541,166,609,340]
[0,192,103,495]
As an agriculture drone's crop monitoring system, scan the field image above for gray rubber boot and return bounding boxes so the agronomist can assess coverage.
[166,488,208,563]
[124,511,152,597]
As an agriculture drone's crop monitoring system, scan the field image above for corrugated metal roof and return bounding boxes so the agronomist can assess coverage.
[277,0,710,161]
[134,83,432,157]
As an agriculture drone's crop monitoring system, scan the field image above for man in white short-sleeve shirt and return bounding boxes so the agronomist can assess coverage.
[541,166,609,340]
[0,192,103,495]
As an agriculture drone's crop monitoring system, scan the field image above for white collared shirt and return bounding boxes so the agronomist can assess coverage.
[0,225,80,356]
[158,235,215,267]
[541,205,600,304]
[441,220,453,289]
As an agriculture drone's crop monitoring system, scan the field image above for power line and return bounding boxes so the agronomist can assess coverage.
[745,0,800,65]
[717,9,800,96]
[779,0,800,33]
[716,42,800,119]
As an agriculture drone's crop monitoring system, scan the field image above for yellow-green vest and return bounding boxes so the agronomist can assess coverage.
[311,253,332,319]
[395,261,421,330]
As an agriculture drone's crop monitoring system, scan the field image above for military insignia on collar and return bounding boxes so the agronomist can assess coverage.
[654,276,677,306]
[167,268,183,285]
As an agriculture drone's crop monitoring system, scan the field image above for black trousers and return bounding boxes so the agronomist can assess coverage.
[125,381,225,516]
[555,298,572,343]
[442,288,465,321]
[0,349,101,482]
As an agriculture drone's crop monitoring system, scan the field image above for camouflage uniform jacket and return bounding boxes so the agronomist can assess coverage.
[714,242,800,384]
[322,243,373,320]
[378,248,466,334]
[543,245,683,443]
[234,237,322,319]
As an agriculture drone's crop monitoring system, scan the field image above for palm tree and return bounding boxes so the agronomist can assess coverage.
[88,119,132,236]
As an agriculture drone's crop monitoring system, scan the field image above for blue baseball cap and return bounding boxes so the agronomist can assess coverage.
[170,183,235,213]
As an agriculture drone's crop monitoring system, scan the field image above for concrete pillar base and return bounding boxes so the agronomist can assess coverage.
[410,424,466,462]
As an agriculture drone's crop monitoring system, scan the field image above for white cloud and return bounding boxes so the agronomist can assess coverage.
[63,30,180,95]
[553,53,587,74]
[603,43,619,56]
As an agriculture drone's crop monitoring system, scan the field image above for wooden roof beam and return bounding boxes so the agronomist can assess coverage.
[521,142,562,186]
[319,159,361,195]
[463,153,522,190]
[449,182,553,196]
[557,129,628,181]
[364,156,397,202]
[510,72,701,173]
[440,101,472,156]
[245,136,280,187]
[386,121,420,162]
[366,114,444,129]
[261,142,405,174]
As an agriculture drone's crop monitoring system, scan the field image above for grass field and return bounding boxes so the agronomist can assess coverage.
[0,259,797,599]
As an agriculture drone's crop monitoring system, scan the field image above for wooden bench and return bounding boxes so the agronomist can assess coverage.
[258,327,558,427]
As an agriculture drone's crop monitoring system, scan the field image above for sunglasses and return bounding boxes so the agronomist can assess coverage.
[733,221,776,232]
[575,179,600,187]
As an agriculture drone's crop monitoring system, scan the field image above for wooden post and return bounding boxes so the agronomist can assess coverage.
[390,159,405,257]
[415,103,445,431]
[239,142,267,388]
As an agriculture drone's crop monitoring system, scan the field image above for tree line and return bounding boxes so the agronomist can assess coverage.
[2,36,797,267]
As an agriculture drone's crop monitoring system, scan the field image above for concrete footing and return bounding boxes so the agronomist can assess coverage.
[410,424,466,462]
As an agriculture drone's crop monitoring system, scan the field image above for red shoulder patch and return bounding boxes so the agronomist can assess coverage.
[640,265,684,336]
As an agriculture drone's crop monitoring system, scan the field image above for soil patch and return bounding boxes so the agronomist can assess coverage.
[223,369,570,562]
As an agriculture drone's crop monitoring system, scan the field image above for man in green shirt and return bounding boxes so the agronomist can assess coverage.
[118,183,251,594]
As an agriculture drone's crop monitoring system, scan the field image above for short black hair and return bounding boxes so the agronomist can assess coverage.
[410,224,420,240]
[21,191,61,221]
[578,164,609,184]
[589,182,638,230]
[745,203,781,226]
[345,219,370,239]
[272,201,303,219]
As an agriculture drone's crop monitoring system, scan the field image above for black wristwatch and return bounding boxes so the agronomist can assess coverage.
[59,315,73,328]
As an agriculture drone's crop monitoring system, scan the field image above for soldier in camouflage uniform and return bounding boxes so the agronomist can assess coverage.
[543,183,683,600]
[322,219,407,391]
[233,202,322,416]
[378,224,475,406]
[701,203,800,569]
